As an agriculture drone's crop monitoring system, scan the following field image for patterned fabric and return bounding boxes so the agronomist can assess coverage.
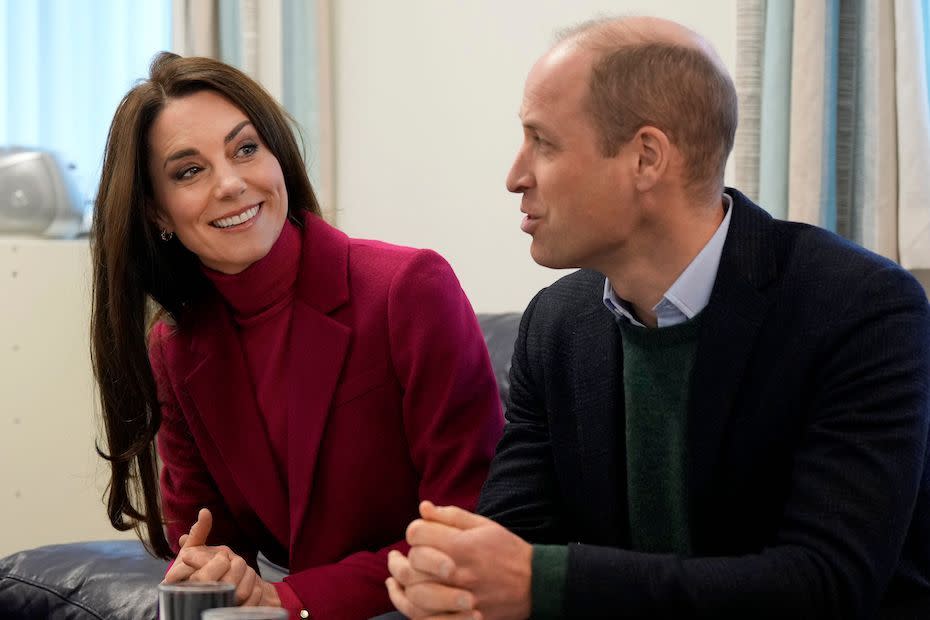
[896,0,930,269]
[734,0,766,201]
[849,0,898,261]
[735,0,930,269]
[788,0,836,229]
[758,0,794,220]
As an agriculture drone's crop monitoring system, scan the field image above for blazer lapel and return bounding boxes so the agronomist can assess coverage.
[688,190,778,530]
[183,297,290,542]
[286,301,350,552]
[286,214,352,553]
[572,299,630,545]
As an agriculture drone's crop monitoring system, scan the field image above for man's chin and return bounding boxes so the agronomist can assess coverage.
[530,245,576,271]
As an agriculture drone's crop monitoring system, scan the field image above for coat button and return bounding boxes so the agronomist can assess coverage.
[299,610,310,619]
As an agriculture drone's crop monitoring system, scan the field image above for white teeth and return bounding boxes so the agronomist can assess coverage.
[213,205,259,229]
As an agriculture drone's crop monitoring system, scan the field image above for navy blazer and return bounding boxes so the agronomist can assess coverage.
[478,189,930,618]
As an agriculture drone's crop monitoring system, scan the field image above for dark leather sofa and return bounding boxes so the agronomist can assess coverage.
[0,313,522,620]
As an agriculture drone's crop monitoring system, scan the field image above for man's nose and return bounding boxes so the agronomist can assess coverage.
[506,150,533,194]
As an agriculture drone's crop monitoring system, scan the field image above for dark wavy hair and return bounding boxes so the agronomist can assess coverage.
[90,51,321,559]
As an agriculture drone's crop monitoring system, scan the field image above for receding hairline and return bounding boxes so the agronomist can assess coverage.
[546,15,738,199]
[554,15,727,74]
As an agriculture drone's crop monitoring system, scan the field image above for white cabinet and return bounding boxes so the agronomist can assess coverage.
[0,238,133,557]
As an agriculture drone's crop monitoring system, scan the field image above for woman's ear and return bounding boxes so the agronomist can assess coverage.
[632,126,671,192]
[148,199,171,234]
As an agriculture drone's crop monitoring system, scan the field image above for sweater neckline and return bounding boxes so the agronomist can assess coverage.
[202,221,302,325]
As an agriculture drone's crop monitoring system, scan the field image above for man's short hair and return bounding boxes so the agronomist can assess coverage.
[562,23,738,196]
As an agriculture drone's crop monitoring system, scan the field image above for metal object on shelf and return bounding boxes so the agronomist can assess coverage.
[0,147,85,238]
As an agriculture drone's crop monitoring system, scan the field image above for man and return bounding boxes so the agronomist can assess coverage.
[386,16,930,619]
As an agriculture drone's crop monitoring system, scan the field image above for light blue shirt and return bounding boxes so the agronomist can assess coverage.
[603,194,733,328]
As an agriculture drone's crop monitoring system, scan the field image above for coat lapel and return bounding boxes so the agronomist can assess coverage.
[183,296,290,542]
[286,215,351,553]
[572,298,630,545]
[286,302,350,551]
[688,190,778,530]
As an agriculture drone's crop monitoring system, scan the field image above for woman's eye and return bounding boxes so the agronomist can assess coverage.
[176,166,201,180]
[237,142,258,157]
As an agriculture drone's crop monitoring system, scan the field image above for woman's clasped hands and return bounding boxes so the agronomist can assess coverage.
[162,508,281,608]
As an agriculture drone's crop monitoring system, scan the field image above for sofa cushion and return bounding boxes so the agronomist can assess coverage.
[476,312,521,412]
[0,540,166,619]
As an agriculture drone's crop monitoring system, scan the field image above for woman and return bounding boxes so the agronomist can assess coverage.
[90,52,503,619]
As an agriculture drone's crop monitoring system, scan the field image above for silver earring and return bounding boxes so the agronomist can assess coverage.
[160,229,174,241]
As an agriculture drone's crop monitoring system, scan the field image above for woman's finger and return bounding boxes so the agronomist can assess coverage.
[189,552,230,582]
[183,508,214,548]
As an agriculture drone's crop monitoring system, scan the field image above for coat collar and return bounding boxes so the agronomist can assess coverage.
[183,212,352,556]
[294,213,350,314]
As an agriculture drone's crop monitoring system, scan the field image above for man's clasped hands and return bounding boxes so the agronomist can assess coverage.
[385,501,533,620]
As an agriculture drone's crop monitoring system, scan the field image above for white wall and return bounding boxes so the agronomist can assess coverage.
[333,0,738,312]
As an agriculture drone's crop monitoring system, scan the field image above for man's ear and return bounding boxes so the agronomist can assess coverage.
[632,126,671,192]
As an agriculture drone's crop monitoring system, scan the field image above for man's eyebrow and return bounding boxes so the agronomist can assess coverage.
[518,110,548,133]
[521,119,546,134]
[224,120,251,144]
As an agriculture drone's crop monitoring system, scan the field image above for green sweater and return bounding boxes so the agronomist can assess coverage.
[530,314,702,618]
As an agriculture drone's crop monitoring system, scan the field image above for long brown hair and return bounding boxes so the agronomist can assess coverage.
[90,51,321,558]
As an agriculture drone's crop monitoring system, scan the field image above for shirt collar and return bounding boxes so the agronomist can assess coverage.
[603,193,733,328]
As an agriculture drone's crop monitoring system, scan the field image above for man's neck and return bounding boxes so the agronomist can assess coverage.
[603,192,726,327]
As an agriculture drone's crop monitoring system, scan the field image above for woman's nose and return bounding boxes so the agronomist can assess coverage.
[214,169,247,200]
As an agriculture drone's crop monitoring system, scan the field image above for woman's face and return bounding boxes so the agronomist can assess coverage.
[147,90,288,274]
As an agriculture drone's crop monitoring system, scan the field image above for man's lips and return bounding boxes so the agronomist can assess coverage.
[520,212,541,234]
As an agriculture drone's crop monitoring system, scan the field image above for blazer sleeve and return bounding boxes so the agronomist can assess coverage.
[477,289,568,542]
[149,323,258,567]
[560,267,930,619]
[281,249,504,619]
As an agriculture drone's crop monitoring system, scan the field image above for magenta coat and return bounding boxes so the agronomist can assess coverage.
[150,213,503,619]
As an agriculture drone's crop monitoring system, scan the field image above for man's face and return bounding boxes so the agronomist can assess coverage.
[506,44,640,271]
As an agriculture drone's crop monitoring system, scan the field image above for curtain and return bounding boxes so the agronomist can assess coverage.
[733,0,766,203]
[173,0,335,223]
[734,0,930,270]
[0,0,171,209]
[896,0,930,269]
